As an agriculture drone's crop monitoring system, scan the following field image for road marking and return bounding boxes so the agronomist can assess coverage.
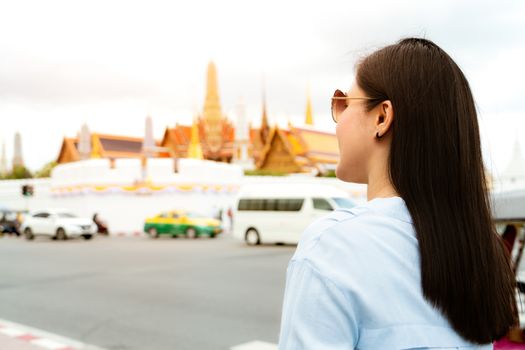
[230,340,278,350]
[0,318,106,350]
[32,338,73,349]
[18,333,39,341]
[0,326,26,337]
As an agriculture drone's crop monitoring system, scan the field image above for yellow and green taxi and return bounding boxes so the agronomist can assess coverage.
[144,210,222,239]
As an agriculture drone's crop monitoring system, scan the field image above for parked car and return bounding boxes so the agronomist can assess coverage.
[0,210,21,236]
[144,210,222,238]
[233,183,357,245]
[21,209,97,241]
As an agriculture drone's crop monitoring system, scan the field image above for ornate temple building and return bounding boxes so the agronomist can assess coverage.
[56,61,339,175]
[256,125,339,174]
[160,62,236,162]
[57,133,160,164]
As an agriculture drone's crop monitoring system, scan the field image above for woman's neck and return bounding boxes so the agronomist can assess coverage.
[366,162,399,201]
[367,186,400,201]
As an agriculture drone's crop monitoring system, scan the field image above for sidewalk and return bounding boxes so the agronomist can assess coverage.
[0,319,104,350]
[0,332,53,350]
[0,326,74,350]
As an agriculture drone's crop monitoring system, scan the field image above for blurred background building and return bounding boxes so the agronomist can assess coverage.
[54,61,339,176]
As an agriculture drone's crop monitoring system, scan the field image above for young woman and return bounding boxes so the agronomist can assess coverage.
[278,38,517,349]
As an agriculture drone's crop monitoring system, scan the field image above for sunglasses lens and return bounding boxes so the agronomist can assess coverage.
[331,100,338,123]
[331,90,346,123]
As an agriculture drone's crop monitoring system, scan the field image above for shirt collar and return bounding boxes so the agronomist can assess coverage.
[362,196,413,224]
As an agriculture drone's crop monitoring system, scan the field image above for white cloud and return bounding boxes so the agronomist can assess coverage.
[0,0,523,174]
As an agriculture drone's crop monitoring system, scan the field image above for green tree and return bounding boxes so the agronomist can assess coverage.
[244,169,287,176]
[35,161,58,178]
[319,169,337,178]
[5,165,33,179]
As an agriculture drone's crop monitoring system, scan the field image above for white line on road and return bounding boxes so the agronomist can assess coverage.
[0,326,26,337]
[0,318,107,350]
[230,340,278,350]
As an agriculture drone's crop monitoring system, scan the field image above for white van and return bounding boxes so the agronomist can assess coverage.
[232,183,356,245]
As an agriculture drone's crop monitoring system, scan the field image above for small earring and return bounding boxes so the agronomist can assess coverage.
[376,131,382,139]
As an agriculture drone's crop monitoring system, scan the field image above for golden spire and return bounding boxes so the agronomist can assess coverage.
[203,61,222,122]
[305,87,313,126]
[262,88,269,129]
[188,116,203,159]
[260,78,270,144]
[202,61,224,153]
[90,134,102,159]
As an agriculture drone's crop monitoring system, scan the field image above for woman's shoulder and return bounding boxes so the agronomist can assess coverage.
[296,197,412,251]
[293,206,366,256]
[292,197,416,278]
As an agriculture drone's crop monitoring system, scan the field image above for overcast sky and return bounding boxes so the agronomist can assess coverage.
[0,0,524,179]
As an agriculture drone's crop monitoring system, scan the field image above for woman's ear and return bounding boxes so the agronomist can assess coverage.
[374,100,394,138]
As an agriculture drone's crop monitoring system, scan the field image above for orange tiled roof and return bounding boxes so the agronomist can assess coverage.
[257,126,302,169]
[58,132,164,163]
[173,125,191,144]
[284,132,307,156]
[56,137,80,163]
[291,127,339,158]
[96,133,161,146]
[95,133,144,142]
[98,136,143,154]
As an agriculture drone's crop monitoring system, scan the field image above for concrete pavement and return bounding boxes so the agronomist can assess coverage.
[0,234,295,350]
[0,318,105,350]
[0,333,45,350]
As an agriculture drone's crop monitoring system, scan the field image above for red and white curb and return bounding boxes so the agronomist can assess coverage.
[231,340,278,350]
[0,318,106,350]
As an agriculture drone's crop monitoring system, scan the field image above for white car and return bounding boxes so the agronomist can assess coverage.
[21,209,97,241]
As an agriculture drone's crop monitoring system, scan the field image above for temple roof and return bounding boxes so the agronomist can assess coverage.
[98,135,143,154]
[57,133,161,163]
[165,126,191,145]
[56,137,80,163]
[289,126,339,163]
[257,126,303,171]
[92,134,152,159]
[57,121,339,173]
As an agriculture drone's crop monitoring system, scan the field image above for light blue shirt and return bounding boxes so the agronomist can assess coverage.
[278,196,492,350]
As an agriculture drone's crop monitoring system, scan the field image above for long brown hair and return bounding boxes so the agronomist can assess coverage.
[356,38,517,343]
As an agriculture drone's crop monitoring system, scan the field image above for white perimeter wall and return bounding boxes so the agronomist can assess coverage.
[0,159,367,235]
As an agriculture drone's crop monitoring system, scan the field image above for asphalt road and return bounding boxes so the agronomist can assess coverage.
[0,233,296,350]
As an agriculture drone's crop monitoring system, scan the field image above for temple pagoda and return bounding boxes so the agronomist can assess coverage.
[56,61,340,175]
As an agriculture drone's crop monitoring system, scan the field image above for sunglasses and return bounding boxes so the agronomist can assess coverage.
[331,89,375,123]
